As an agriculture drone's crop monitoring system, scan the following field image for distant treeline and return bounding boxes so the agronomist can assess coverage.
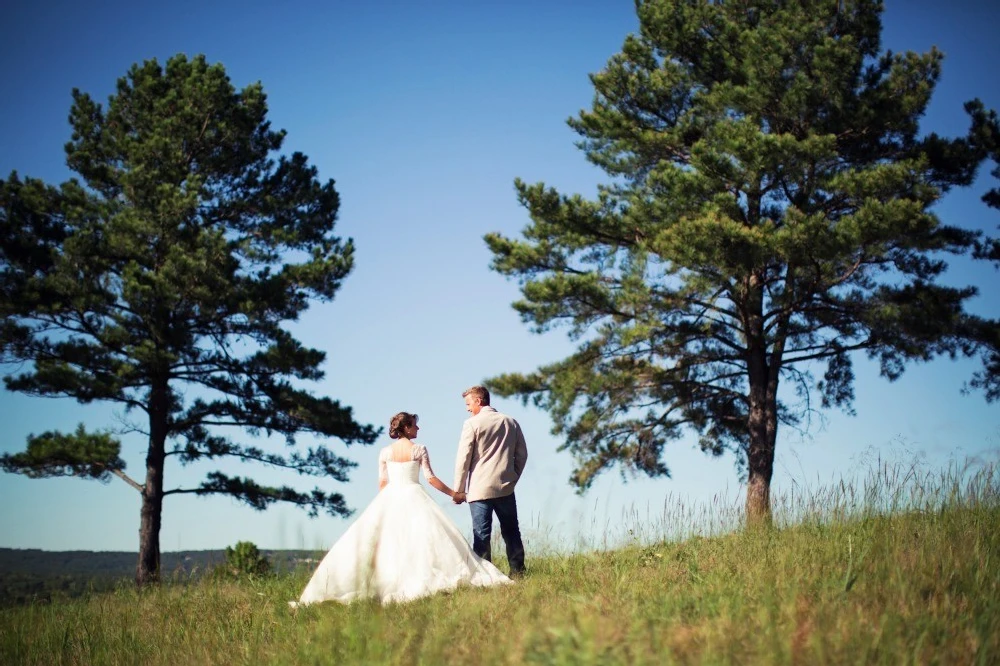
[0,548,321,606]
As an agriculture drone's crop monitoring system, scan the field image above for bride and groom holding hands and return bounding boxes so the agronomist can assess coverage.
[294,385,528,606]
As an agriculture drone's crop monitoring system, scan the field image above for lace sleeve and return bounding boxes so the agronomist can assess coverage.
[417,445,437,481]
[378,448,388,485]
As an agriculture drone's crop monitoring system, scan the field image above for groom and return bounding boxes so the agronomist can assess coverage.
[453,385,528,575]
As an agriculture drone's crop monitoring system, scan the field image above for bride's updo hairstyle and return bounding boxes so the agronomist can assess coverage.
[388,412,418,439]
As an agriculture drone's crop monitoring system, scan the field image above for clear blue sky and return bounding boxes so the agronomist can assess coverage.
[1,0,997,554]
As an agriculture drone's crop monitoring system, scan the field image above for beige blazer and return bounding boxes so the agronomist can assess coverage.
[454,406,528,502]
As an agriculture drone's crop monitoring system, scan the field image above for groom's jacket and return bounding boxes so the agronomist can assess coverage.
[454,406,528,502]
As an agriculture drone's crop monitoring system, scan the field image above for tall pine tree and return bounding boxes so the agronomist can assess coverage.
[485,0,999,522]
[0,54,378,585]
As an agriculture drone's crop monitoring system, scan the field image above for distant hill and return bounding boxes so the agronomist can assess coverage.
[0,547,322,606]
[0,547,321,577]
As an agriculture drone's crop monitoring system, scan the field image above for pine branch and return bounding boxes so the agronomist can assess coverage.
[164,472,352,518]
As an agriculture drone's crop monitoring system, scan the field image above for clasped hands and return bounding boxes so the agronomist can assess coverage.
[452,491,467,505]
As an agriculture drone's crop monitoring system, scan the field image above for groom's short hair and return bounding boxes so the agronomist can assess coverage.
[462,385,490,405]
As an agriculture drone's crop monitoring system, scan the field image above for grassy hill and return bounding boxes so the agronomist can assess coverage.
[1,459,997,664]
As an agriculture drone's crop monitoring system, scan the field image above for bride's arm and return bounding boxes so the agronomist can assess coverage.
[418,445,459,499]
[378,449,388,491]
[427,475,458,499]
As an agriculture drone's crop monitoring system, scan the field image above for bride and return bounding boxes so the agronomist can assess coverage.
[292,411,512,605]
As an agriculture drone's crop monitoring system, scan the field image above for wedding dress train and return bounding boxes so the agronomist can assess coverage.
[293,444,511,605]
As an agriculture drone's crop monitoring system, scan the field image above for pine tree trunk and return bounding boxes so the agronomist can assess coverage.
[745,368,776,526]
[136,380,168,586]
[136,478,163,586]
[743,271,779,526]
[745,430,774,525]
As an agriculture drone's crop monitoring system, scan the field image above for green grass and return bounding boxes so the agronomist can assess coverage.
[2,458,998,665]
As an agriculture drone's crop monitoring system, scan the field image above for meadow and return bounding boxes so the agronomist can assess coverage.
[1,456,997,665]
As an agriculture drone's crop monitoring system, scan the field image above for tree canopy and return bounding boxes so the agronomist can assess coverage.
[0,54,378,584]
[484,0,999,521]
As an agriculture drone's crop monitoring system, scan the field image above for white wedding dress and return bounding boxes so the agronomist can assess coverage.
[293,444,512,605]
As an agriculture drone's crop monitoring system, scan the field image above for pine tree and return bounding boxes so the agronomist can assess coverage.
[0,54,378,585]
[485,0,999,523]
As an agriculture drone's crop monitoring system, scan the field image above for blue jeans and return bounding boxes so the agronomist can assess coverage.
[469,493,525,573]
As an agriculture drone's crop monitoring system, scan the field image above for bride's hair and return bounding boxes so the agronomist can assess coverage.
[388,412,418,439]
